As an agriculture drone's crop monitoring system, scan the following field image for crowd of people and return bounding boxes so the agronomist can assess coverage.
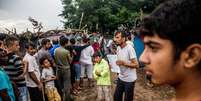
[0,0,201,101]
[0,29,118,101]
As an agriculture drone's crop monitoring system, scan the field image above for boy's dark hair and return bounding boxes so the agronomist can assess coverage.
[52,40,58,45]
[41,38,50,46]
[70,38,76,45]
[140,0,201,61]
[25,42,36,49]
[5,36,19,47]
[39,56,52,66]
[59,36,68,46]
[93,51,102,58]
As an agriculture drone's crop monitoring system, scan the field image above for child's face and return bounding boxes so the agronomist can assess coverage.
[27,46,36,56]
[43,59,51,68]
[93,56,101,63]
[44,42,52,50]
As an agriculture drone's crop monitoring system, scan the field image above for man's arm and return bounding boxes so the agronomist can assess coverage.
[124,45,139,69]
[116,59,139,69]
[79,45,90,51]
[0,89,11,101]
[67,51,73,64]
[29,72,43,90]
[26,57,43,90]
[19,61,28,78]
[124,58,138,69]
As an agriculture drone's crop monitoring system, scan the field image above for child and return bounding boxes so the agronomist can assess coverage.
[92,52,112,101]
[40,57,61,101]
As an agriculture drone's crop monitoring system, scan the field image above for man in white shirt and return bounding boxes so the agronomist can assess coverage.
[113,30,139,101]
[79,37,94,87]
[23,43,43,101]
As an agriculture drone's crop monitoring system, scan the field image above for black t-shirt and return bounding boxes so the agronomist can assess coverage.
[73,45,89,62]
[66,45,90,63]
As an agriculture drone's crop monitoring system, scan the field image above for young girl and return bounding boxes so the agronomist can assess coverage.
[40,57,61,101]
[92,52,112,101]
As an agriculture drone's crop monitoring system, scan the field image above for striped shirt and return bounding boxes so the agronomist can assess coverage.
[3,53,26,87]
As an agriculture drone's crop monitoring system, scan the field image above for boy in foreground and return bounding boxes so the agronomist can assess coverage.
[140,0,201,101]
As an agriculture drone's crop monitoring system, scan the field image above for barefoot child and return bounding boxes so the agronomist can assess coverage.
[92,52,112,101]
[40,57,61,101]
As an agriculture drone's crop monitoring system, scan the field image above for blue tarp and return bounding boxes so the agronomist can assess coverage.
[133,35,144,61]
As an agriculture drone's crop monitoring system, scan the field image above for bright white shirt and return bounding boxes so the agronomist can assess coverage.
[79,45,94,65]
[23,53,41,87]
[116,44,137,82]
[126,40,134,47]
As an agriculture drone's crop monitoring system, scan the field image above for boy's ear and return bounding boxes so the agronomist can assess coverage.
[182,44,201,69]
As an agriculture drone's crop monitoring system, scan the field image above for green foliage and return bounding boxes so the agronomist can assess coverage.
[60,0,164,33]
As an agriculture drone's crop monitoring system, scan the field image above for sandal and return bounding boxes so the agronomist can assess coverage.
[77,86,82,90]
[71,90,79,96]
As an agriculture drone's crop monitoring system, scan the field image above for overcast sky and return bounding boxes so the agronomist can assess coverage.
[0,0,63,33]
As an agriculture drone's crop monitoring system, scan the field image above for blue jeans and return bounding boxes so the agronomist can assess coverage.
[114,78,135,101]
[74,63,81,81]
[18,86,28,101]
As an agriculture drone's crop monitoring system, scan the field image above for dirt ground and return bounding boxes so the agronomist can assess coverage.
[74,68,175,101]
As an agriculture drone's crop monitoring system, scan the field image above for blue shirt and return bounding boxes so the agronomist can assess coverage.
[49,44,60,58]
[0,68,15,101]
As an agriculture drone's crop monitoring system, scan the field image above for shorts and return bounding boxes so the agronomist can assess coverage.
[80,63,93,79]
[73,63,81,81]
[45,87,61,101]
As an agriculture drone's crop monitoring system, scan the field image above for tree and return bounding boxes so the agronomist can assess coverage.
[28,17,43,33]
[60,0,164,33]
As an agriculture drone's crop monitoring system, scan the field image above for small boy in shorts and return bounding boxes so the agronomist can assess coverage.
[40,57,61,101]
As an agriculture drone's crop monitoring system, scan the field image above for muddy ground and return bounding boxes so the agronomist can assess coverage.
[73,68,175,101]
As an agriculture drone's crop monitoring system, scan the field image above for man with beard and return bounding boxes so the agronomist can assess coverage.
[35,38,53,68]
[113,31,139,101]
